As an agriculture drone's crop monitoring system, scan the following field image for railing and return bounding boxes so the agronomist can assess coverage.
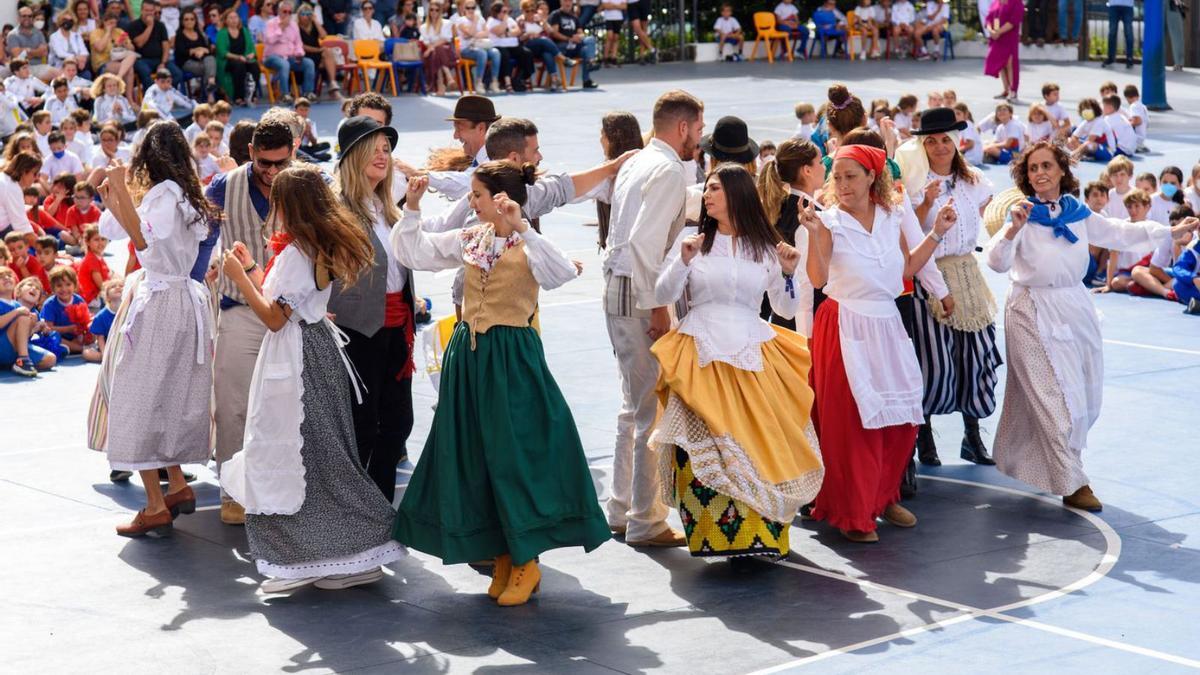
[1082,1,1144,62]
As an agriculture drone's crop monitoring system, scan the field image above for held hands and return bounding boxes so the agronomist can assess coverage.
[406,175,429,209]
[680,233,704,265]
[230,241,254,269]
[494,192,526,232]
[776,241,801,276]
[933,198,957,235]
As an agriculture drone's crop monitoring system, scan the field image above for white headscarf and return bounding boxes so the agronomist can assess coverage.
[894,130,960,202]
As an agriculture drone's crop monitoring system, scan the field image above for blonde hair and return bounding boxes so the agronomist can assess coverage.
[336,134,400,229]
[1123,188,1151,208]
[91,73,125,98]
[1107,155,1135,177]
[15,277,42,302]
[757,138,821,223]
[1027,103,1050,123]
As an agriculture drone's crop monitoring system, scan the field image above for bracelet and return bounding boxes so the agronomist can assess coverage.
[930,231,944,244]
[243,262,258,273]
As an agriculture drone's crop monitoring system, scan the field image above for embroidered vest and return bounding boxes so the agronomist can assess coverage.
[461,241,539,348]
[217,164,271,304]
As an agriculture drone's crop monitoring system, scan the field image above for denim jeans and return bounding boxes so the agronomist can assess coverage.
[525,36,561,75]
[1057,0,1083,40]
[1106,5,1134,63]
[459,46,501,88]
[134,58,183,90]
[263,54,316,94]
[578,4,598,29]
[557,36,597,81]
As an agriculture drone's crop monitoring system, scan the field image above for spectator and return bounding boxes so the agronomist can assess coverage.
[294,97,332,160]
[46,78,80,126]
[7,6,59,83]
[984,0,1024,101]
[63,182,101,244]
[249,0,276,43]
[85,277,124,362]
[40,265,94,356]
[1059,0,1083,44]
[1026,103,1053,144]
[4,134,39,166]
[0,276,55,377]
[184,103,213,144]
[32,111,55,157]
[1102,0,1135,68]
[89,4,139,102]
[264,0,317,102]
[42,174,79,223]
[1124,84,1148,152]
[49,13,90,73]
[0,81,21,140]
[206,120,230,155]
[88,124,133,177]
[812,0,849,56]
[44,132,87,184]
[488,2,532,93]
[60,61,93,105]
[76,224,111,307]
[26,190,68,241]
[624,0,656,64]
[216,10,261,106]
[204,3,223,43]
[194,134,220,181]
[214,101,234,144]
[395,9,421,41]
[72,0,99,36]
[455,0,502,95]
[353,1,386,40]
[175,9,219,102]
[713,3,744,61]
[518,1,568,91]
[92,74,137,128]
[131,0,185,91]
[1130,204,1193,301]
[5,59,50,112]
[131,108,163,151]
[983,102,1023,164]
[5,227,50,291]
[143,69,196,125]
[322,0,353,36]
[599,1,625,67]
[296,3,342,100]
[421,2,458,97]
[890,0,917,56]
[547,0,598,89]
[914,0,949,58]
[1100,95,1137,158]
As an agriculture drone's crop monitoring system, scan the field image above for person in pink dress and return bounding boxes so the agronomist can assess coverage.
[983,0,1025,102]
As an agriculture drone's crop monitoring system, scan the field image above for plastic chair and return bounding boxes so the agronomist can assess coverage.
[321,37,361,93]
[809,11,848,59]
[533,58,580,90]
[749,12,793,63]
[384,37,426,94]
[257,43,299,103]
[454,37,476,93]
[353,39,397,96]
[846,10,878,60]
[921,30,955,59]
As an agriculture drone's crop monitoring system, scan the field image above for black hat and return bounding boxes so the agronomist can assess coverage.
[445,95,500,124]
[699,116,759,164]
[337,115,398,165]
[913,107,968,135]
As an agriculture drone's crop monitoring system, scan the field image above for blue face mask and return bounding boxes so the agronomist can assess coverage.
[52,150,66,159]
[1161,183,1179,199]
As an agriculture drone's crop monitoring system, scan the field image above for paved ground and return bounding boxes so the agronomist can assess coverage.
[4,59,1200,674]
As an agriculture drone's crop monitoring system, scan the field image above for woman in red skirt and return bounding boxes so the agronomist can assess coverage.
[800,141,956,543]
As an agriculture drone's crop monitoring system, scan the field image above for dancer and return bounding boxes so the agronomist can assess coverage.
[95,121,214,537]
[391,165,610,607]
[329,116,417,504]
[651,163,823,561]
[603,90,704,548]
[985,142,1198,511]
[894,108,1000,467]
[802,142,958,543]
[219,164,406,594]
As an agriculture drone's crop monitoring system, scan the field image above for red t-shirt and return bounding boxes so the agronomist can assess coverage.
[27,208,64,236]
[76,251,111,303]
[9,254,51,293]
[63,205,101,236]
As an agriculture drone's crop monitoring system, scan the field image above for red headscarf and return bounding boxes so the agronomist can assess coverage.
[833,144,887,176]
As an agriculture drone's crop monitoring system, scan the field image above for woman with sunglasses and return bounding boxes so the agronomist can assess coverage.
[352,1,386,40]
[249,0,275,43]
[487,1,532,93]
[89,5,138,102]
[204,5,222,43]
[454,0,502,95]
[420,2,457,96]
[297,3,342,99]
[175,10,219,102]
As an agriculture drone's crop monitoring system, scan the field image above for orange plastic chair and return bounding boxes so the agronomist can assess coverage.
[749,11,793,63]
[533,58,579,90]
[454,37,476,93]
[846,10,871,61]
[353,39,397,96]
[257,43,299,103]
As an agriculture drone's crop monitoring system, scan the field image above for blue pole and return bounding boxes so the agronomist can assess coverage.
[1142,0,1170,110]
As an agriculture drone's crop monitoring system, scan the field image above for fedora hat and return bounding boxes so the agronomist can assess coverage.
[337,115,398,165]
[914,107,968,136]
[699,116,759,164]
[446,95,500,124]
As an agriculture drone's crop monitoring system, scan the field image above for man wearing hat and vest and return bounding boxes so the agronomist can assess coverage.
[894,107,1000,469]
[207,117,296,526]
[394,95,499,202]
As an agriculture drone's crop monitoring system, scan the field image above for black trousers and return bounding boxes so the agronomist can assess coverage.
[224,59,261,101]
[342,322,414,504]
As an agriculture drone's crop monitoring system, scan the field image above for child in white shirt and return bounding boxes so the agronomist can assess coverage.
[1103,155,1135,220]
[60,61,93,106]
[31,111,54,156]
[1040,82,1072,140]
[41,131,87,182]
[183,103,213,145]
[714,4,744,61]
[142,70,196,123]
[914,0,949,59]
[61,116,91,168]
[892,94,917,139]
[1123,83,1149,152]
[1025,104,1053,144]
[954,103,984,166]
[1102,95,1137,157]
[983,103,1023,165]
[0,81,23,140]
[854,0,883,59]
[193,134,219,182]
[91,74,136,127]
[4,59,49,110]
[45,78,80,126]
[890,0,916,56]
[1069,98,1114,162]
[793,102,816,140]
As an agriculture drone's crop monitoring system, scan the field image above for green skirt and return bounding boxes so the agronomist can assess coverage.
[393,322,611,565]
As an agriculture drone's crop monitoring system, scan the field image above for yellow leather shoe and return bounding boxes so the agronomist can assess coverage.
[1063,485,1102,512]
[487,554,513,599]
[497,559,541,607]
[220,499,246,526]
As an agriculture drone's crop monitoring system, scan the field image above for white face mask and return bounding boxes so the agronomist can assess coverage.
[34,19,45,31]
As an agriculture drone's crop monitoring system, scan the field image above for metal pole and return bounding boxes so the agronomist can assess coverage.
[678,0,686,61]
[1143,0,1170,109]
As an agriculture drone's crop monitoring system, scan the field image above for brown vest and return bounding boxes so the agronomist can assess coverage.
[461,241,539,349]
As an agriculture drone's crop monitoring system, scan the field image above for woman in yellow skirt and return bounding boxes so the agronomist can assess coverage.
[650,163,824,560]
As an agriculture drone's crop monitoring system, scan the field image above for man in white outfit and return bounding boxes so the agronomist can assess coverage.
[603,90,704,547]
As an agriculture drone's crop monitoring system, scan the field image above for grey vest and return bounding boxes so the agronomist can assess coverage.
[217,165,272,304]
[328,208,418,338]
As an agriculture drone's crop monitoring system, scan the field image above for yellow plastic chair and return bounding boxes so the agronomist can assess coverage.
[257,43,299,103]
[353,39,397,96]
[846,10,877,61]
[455,37,476,93]
[749,11,793,63]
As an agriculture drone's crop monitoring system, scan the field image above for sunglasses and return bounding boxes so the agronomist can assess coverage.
[299,10,313,15]
[279,9,292,14]
[255,156,292,170]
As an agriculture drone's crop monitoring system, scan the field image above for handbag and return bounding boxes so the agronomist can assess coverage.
[111,47,138,60]
[472,37,494,49]
[391,40,423,61]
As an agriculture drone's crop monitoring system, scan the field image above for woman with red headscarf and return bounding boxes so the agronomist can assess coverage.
[799,142,958,543]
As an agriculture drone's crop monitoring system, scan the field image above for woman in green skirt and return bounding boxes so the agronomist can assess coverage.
[390,161,611,607]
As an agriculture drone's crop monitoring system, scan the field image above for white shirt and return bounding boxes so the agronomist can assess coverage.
[893,111,913,134]
[41,150,85,178]
[714,16,741,34]
[775,3,800,21]
[923,2,949,21]
[891,1,916,24]
[45,95,79,125]
[368,200,407,293]
[604,137,688,310]
[913,169,995,258]
[98,180,208,279]
[856,4,881,22]
[184,122,206,144]
[655,232,799,371]
[1044,101,1071,126]
[425,145,489,201]
[1072,117,1109,143]
[35,131,52,158]
[1149,194,1175,225]
[1127,100,1148,142]
[0,92,21,138]
[94,93,136,125]
[4,75,48,101]
[91,145,133,170]
[196,154,219,181]
[454,15,489,49]
[1184,186,1200,215]
[993,119,1025,151]
[1104,186,1131,220]
[486,17,520,48]
[67,138,92,167]
[601,3,625,21]
[353,17,386,41]
[793,121,815,141]
[0,173,30,234]
[1104,112,1137,155]
[48,30,88,68]
[419,20,454,44]
[143,85,195,117]
[1026,120,1053,144]
[959,122,984,165]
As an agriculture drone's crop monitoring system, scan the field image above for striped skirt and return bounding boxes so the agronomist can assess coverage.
[910,281,1003,418]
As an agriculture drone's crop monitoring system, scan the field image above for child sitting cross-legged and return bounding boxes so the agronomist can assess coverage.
[1097,189,1155,295]
[83,277,124,363]
[39,265,98,361]
[983,103,1023,165]
[0,271,57,377]
[1129,204,1196,302]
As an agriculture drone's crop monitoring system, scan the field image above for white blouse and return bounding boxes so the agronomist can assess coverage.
[390,207,577,290]
[913,169,995,259]
[419,20,454,44]
[367,200,407,293]
[655,231,800,371]
[353,17,386,41]
[98,180,207,278]
[263,244,331,324]
[820,204,907,312]
[486,16,520,48]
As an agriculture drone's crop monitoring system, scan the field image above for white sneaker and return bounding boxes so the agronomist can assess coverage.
[260,576,320,594]
[314,567,385,590]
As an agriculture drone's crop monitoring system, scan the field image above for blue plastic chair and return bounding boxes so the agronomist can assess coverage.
[920,30,955,59]
[809,10,847,58]
[176,71,204,101]
[384,38,426,95]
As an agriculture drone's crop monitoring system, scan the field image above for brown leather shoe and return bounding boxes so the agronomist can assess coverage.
[1063,485,1102,512]
[116,509,174,538]
[220,499,246,525]
[840,528,879,543]
[164,486,196,518]
[609,523,627,536]
[882,503,917,528]
[627,527,686,548]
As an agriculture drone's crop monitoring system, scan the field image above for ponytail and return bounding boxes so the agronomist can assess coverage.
[757,158,788,225]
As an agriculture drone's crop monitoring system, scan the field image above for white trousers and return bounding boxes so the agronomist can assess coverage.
[603,275,670,541]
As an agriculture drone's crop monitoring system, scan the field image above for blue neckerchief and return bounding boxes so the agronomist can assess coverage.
[1027,194,1090,244]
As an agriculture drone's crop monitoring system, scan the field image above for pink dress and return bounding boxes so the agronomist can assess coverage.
[983,0,1025,94]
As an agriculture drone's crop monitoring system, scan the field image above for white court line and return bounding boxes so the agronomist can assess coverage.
[1101,339,1200,357]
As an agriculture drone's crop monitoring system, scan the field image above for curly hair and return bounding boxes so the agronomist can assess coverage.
[1010,141,1079,198]
[128,120,216,225]
[821,129,899,210]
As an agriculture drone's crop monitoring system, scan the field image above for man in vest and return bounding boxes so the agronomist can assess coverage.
[206,118,295,525]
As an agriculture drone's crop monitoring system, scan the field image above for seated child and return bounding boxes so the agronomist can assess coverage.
[76,225,111,308]
[1041,82,1073,141]
[983,103,1023,164]
[853,0,882,60]
[184,103,213,145]
[756,140,777,172]
[35,236,71,277]
[914,0,949,59]
[63,183,102,245]
[46,77,81,126]
[83,277,124,363]
[893,94,918,139]
[1124,84,1148,152]
[61,116,93,168]
[25,188,67,240]
[1151,166,1184,224]
[0,266,14,301]
[91,73,137,128]
[1083,180,1111,285]
[812,0,849,54]
[0,277,56,377]
[1026,103,1053,144]
[5,231,51,293]
[954,103,984,165]
[774,0,810,57]
[713,3,745,61]
[193,135,220,183]
[793,102,817,140]
[143,69,196,125]
[890,0,917,55]
[1099,189,1155,294]
[39,266,95,356]
[1069,98,1115,162]
[1130,204,1195,301]
[205,120,229,156]
[1103,155,1135,219]
[1101,95,1138,158]
[869,98,890,131]
[1134,172,1169,223]
[1170,227,1200,314]
[294,98,332,162]
[41,131,87,184]
[942,89,957,106]
[927,90,944,110]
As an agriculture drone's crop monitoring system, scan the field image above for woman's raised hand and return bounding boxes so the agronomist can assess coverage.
[933,198,958,235]
[797,199,823,233]
[680,233,704,265]
[776,241,801,276]
[1007,199,1032,237]
[494,192,526,232]
[406,175,429,209]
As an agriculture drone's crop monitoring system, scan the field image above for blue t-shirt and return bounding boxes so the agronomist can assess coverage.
[41,293,88,340]
[90,306,116,339]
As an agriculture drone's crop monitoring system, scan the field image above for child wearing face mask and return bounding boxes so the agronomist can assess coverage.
[1152,166,1185,224]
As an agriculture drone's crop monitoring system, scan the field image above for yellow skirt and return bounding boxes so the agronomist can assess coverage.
[674,447,789,557]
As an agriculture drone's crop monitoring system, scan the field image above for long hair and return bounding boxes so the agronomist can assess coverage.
[269,165,374,287]
[757,138,820,223]
[699,163,780,263]
[4,132,37,164]
[337,132,400,228]
[821,129,899,210]
[426,146,471,172]
[1161,165,1185,204]
[128,120,215,224]
[920,133,976,185]
[598,111,645,249]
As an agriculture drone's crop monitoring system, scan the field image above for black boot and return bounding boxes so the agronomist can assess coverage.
[916,418,940,466]
[960,415,996,465]
[900,456,918,499]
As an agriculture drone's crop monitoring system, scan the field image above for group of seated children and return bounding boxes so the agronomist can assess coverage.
[1081,156,1200,314]
[758,0,950,61]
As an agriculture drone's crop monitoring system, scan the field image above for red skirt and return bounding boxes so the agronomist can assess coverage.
[809,299,918,533]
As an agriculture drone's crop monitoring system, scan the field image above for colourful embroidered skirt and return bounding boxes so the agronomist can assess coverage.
[673,448,789,558]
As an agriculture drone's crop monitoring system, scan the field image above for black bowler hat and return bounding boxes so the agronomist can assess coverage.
[337,115,398,165]
[445,95,500,124]
[914,107,968,135]
[699,116,759,164]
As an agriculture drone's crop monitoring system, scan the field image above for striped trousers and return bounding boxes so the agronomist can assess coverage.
[910,282,1003,419]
